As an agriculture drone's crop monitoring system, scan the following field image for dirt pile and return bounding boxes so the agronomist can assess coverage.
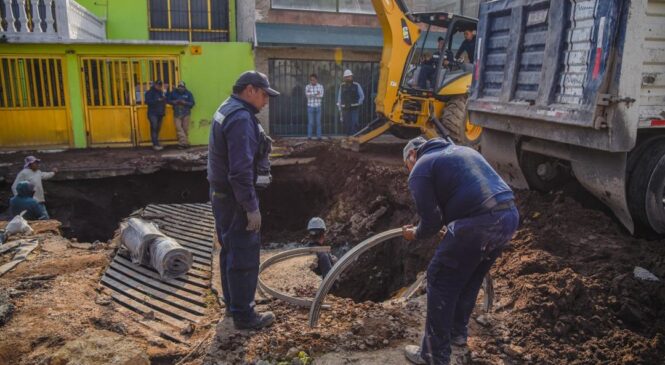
[203,297,416,364]
[487,190,665,364]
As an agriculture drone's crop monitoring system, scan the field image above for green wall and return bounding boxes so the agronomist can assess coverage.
[76,0,235,41]
[3,43,254,147]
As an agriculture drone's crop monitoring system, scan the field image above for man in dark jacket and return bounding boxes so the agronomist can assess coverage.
[168,81,196,148]
[208,71,279,330]
[10,181,49,220]
[144,80,168,150]
[455,30,476,62]
[401,137,519,365]
[336,69,365,135]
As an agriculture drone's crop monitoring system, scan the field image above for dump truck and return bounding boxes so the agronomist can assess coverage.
[468,0,665,235]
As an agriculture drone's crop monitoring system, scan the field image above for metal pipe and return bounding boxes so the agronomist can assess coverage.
[258,246,333,309]
[308,228,403,327]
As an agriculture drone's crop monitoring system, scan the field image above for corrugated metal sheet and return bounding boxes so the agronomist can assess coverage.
[639,0,665,124]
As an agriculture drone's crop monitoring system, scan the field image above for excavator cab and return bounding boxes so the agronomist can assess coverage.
[350,1,482,149]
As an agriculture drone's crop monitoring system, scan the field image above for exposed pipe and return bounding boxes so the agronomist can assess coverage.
[258,246,333,309]
[309,228,403,327]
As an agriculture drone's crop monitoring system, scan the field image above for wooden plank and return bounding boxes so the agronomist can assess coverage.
[191,261,211,273]
[156,216,215,234]
[110,260,207,295]
[115,255,210,287]
[101,274,203,322]
[146,206,215,229]
[151,219,214,241]
[106,266,207,308]
[158,226,214,247]
[99,286,189,330]
[159,225,214,245]
[112,304,187,344]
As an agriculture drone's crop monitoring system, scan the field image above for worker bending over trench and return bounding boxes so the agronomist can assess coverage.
[401,137,519,365]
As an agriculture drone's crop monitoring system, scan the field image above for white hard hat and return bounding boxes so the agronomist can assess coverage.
[403,137,427,161]
[343,69,353,78]
[307,217,326,232]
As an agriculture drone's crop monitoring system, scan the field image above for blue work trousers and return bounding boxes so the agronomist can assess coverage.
[307,106,322,139]
[421,206,519,365]
[148,113,164,147]
[342,107,360,135]
[210,189,261,321]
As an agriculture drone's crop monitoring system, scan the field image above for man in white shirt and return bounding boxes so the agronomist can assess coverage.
[305,73,325,140]
[11,156,57,205]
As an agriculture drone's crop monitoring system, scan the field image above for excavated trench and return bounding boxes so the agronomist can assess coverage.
[36,147,425,303]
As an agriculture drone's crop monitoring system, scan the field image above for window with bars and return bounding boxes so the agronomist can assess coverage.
[148,0,229,42]
[271,0,375,14]
[0,57,66,108]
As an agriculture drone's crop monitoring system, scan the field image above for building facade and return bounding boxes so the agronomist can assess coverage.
[0,0,254,149]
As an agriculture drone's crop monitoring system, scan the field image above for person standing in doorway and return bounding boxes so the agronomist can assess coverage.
[208,71,279,330]
[305,74,324,140]
[337,69,364,135]
[11,156,57,213]
[169,81,196,149]
[145,80,167,151]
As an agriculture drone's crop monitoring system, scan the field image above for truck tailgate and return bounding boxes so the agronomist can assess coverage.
[468,0,623,128]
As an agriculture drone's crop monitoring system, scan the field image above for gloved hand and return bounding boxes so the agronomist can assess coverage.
[246,210,261,232]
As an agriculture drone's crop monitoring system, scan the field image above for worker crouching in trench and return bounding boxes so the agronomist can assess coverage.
[401,137,519,365]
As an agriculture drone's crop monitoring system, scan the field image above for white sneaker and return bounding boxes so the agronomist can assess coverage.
[404,345,427,365]
[153,145,164,151]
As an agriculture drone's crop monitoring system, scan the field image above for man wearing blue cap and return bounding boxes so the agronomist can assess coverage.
[401,137,519,365]
[208,71,279,330]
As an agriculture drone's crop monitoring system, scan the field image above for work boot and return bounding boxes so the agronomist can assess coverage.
[451,335,467,346]
[233,311,275,330]
[404,345,427,365]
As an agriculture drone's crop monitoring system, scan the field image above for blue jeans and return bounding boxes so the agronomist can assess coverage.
[307,106,322,139]
[342,107,360,135]
[148,113,164,146]
[210,189,261,321]
[421,206,519,365]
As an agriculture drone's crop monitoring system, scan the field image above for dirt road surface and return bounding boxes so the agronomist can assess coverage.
[0,141,663,364]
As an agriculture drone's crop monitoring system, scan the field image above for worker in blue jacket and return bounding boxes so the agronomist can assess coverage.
[305,217,337,278]
[144,80,168,151]
[10,181,49,220]
[401,137,519,365]
[208,71,278,330]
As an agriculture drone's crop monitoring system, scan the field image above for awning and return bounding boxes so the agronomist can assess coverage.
[256,23,383,49]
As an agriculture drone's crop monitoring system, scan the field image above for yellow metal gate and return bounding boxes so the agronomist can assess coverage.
[0,56,71,148]
[80,56,180,147]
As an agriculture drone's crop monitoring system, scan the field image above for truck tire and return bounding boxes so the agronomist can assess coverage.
[440,95,482,147]
[520,151,570,192]
[627,143,665,235]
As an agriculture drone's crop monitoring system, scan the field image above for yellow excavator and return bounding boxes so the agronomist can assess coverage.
[351,0,482,147]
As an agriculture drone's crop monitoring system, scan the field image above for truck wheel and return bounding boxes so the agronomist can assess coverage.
[627,143,665,234]
[520,151,570,192]
[441,95,482,147]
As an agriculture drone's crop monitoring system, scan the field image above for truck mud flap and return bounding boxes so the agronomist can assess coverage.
[481,129,529,190]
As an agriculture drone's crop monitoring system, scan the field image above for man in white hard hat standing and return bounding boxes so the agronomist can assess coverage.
[336,69,364,135]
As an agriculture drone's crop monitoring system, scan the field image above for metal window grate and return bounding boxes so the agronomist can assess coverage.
[268,59,380,136]
[0,56,65,108]
[148,0,229,42]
